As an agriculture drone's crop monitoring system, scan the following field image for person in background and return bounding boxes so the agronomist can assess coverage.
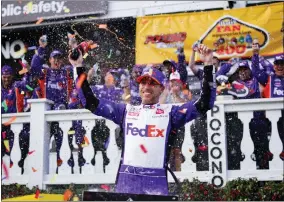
[163,47,188,85]
[251,43,284,160]
[91,70,123,103]
[31,36,74,172]
[189,42,220,81]
[160,71,187,171]
[121,78,131,104]
[188,43,222,171]
[129,65,143,105]
[1,65,38,172]
[217,59,273,169]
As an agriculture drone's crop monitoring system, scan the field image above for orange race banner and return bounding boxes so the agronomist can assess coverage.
[135,2,283,64]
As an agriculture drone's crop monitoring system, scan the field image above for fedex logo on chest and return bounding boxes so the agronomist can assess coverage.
[126,123,164,137]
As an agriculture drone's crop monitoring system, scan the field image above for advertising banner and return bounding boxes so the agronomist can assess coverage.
[135,3,283,64]
[1,1,108,25]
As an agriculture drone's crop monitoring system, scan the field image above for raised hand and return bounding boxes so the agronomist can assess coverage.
[68,49,83,68]
[252,39,260,55]
[197,44,213,66]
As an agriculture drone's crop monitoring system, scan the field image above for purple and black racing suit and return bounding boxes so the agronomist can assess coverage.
[75,65,216,195]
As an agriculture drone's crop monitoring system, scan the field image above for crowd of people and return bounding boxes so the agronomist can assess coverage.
[1,34,283,180]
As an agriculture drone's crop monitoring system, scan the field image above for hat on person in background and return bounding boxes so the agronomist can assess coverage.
[1,65,13,76]
[274,54,284,65]
[50,50,63,58]
[169,71,182,83]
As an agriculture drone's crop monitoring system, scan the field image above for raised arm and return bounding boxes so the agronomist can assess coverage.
[251,44,268,86]
[31,36,48,76]
[189,43,202,80]
[176,47,188,84]
[171,44,216,128]
[68,51,126,125]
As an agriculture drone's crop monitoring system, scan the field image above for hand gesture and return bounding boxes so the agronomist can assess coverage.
[68,49,83,68]
[252,39,259,55]
[197,44,213,66]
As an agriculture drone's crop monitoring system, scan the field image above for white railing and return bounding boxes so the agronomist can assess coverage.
[1,97,283,189]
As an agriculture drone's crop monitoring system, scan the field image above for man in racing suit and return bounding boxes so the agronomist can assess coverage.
[216,60,273,169]
[70,44,216,195]
[31,36,73,170]
[251,46,284,161]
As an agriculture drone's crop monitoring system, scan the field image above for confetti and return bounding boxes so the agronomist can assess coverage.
[2,23,9,28]
[32,167,37,172]
[76,73,87,89]
[2,100,8,112]
[63,189,73,201]
[26,1,33,13]
[189,148,193,152]
[99,24,107,29]
[2,162,9,179]
[2,131,7,139]
[50,174,58,183]
[68,130,75,135]
[83,53,88,59]
[4,140,10,152]
[141,19,148,25]
[101,184,110,191]
[35,188,40,199]
[88,16,96,19]
[107,49,113,59]
[36,17,44,25]
[2,177,7,180]
[90,43,98,49]
[125,94,131,99]
[26,85,34,91]
[198,145,208,151]
[84,136,90,145]
[28,150,35,155]
[140,144,147,153]
[3,116,17,126]
[64,8,70,13]
[19,68,28,75]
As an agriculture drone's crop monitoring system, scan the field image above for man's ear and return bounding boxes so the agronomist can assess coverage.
[161,85,165,92]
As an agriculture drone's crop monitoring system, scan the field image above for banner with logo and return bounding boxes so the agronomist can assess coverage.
[1,1,108,25]
[135,3,283,64]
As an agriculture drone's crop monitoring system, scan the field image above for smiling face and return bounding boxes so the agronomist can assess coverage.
[274,61,284,77]
[139,77,164,105]
[170,80,182,94]
[238,67,251,81]
[2,74,13,89]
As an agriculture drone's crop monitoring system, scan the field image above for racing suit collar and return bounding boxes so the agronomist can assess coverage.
[142,103,160,109]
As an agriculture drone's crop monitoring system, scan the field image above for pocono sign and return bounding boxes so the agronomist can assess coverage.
[1,40,26,59]
[207,104,227,187]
